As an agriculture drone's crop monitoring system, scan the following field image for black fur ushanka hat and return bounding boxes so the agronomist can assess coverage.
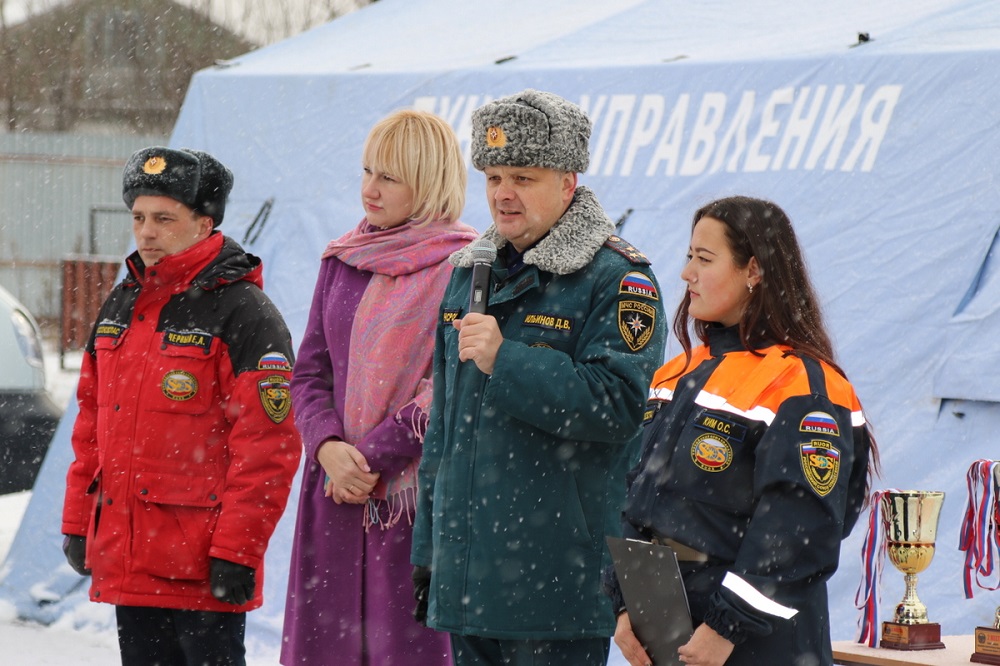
[122,146,234,226]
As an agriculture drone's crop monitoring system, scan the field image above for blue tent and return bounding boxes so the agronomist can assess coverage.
[5,0,1000,654]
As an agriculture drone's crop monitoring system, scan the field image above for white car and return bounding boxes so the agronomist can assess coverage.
[0,284,62,494]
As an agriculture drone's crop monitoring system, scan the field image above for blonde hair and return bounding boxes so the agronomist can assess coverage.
[362,109,466,223]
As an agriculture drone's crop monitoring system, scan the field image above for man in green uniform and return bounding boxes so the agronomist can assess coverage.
[412,89,667,666]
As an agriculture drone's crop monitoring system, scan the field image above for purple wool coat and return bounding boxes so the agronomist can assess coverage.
[280,256,450,666]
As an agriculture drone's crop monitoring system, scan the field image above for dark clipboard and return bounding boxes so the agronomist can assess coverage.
[607,536,693,666]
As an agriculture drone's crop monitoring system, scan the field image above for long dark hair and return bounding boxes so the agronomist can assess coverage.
[672,196,880,484]
[673,196,837,367]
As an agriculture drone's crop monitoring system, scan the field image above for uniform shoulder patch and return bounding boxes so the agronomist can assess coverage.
[258,351,292,372]
[604,235,650,265]
[620,271,658,301]
[799,440,841,496]
[259,375,291,423]
[799,411,840,436]
[618,300,656,352]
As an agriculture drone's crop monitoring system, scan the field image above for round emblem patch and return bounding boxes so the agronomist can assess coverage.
[486,126,507,148]
[143,156,167,174]
[691,433,732,472]
[162,370,198,401]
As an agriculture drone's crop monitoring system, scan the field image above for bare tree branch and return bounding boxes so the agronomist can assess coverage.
[179,0,371,46]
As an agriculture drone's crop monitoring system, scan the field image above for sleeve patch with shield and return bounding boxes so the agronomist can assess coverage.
[259,375,291,423]
[799,440,840,496]
[618,300,656,352]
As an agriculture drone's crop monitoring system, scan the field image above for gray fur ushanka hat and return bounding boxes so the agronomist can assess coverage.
[122,146,234,226]
[471,89,591,173]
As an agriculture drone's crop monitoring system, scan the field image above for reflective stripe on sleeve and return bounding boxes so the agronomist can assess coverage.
[721,572,799,619]
[695,391,776,426]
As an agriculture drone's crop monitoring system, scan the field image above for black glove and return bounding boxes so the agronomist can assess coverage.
[209,557,256,605]
[62,535,90,576]
[412,565,431,626]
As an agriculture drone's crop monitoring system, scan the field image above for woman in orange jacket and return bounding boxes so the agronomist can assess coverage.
[608,196,879,666]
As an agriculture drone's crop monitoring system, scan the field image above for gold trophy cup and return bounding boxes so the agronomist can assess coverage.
[972,607,1000,664]
[879,490,946,651]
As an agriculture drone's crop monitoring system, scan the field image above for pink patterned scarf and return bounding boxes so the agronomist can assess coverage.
[322,217,477,529]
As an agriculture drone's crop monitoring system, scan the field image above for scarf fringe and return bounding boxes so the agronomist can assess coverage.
[363,485,417,532]
[409,406,429,442]
[360,401,428,532]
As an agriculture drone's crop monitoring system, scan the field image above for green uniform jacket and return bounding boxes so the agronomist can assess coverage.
[412,187,666,639]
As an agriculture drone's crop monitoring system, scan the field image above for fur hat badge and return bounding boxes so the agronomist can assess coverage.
[122,146,234,226]
[471,89,591,173]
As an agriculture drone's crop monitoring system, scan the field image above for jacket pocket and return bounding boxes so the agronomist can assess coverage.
[147,337,220,415]
[669,408,756,513]
[129,467,223,580]
[84,467,102,570]
[560,470,599,552]
[518,325,576,354]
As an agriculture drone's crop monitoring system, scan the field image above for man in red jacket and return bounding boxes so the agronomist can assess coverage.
[61,146,302,666]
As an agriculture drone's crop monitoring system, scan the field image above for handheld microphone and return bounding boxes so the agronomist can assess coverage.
[467,239,497,314]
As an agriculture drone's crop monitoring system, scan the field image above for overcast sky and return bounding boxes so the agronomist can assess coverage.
[2,0,367,46]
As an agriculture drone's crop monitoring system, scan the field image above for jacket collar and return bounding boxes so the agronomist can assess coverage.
[450,186,615,276]
[126,233,262,291]
[706,324,747,356]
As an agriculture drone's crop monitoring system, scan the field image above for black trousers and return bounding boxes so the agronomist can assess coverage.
[115,605,246,666]
[450,634,609,666]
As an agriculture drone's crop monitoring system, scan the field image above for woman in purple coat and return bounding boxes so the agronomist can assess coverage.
[280,110,477,665]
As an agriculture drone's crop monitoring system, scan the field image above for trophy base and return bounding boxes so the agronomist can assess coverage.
[879,621,944,650]
[972,625,1000,664]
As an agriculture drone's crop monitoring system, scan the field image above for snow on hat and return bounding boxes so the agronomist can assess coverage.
[122,146,234,227]
[471,89,591,173]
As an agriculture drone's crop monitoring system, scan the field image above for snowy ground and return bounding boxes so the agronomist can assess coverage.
[0,339,124,663]
[0,492,122,664]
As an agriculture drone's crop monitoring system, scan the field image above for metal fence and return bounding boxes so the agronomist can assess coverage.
[0,132,166,331]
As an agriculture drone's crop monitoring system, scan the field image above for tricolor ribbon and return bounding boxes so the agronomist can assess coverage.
[958,459,1000,598]
[854,488,898,646]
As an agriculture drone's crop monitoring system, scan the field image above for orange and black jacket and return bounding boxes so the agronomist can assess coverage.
[613,325,869,664]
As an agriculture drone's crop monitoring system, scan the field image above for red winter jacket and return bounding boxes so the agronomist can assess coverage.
[62,232,301,612]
